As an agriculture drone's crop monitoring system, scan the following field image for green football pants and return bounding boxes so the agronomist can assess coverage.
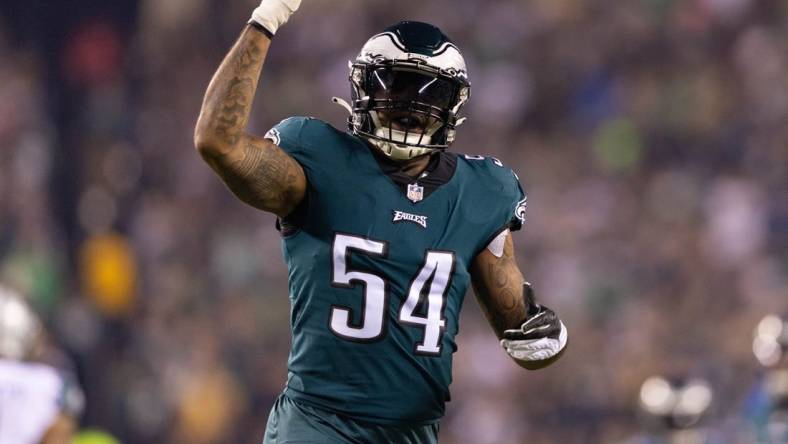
[263,393,439,444]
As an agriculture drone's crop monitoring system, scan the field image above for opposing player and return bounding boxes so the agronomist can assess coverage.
[0,286,84,444]
[195,1,568,442]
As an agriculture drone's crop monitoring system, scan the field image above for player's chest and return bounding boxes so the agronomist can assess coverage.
[310,175,458,248]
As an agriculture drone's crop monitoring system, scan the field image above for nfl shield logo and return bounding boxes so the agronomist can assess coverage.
[407,183,424,203]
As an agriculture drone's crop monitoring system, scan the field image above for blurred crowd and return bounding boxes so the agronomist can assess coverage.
[0,0,786,442]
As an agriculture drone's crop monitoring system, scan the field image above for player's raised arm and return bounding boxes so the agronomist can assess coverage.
[470,232,568,370]
[194,0,306,217]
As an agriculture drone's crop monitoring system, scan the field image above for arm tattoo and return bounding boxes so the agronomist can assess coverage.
[206,35,264,146]
[214,77,254,146]
[196,27,306,215]
[220,138,304,214]
[471,236,528,337]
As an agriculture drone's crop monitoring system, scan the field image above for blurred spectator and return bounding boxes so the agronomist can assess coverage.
[0,285,84,444]
[742,315,788,443]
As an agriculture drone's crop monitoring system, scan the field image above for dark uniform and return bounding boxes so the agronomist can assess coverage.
[263,117,526,443]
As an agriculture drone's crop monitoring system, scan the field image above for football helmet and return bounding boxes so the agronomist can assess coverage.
[335,21,471,161]
[0,285,41,360]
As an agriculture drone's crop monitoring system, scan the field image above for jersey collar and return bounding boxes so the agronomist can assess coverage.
[368,146,458,202]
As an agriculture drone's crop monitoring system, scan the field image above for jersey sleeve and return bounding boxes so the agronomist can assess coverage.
[264,117,306,155]
[263,116,340,190]
[263,116,323,173]
[482,159,527,233]
[485,169,527,257]
[463,155,528,257]
[263,116,338,234]
[506,170,527,232]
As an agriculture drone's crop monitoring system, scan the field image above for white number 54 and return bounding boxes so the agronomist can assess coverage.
[330,233,454,355]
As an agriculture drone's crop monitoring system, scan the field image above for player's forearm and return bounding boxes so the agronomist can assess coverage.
[470,239,528,339]
[194,25,270,155]
[193,25,306,217]
[471,272,527,339]
[471,235,567,370]
[475,277,566,370]
[473,281,561,370]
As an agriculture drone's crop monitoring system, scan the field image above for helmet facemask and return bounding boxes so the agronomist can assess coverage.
[348,61,469,160]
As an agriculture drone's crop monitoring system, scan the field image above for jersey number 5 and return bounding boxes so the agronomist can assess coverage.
[330,233,453,356]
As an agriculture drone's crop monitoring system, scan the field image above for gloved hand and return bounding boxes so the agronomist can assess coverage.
[249,0,302,36]
[500,283,568,363]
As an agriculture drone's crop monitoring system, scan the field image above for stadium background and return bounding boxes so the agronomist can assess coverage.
[0,0,786,442]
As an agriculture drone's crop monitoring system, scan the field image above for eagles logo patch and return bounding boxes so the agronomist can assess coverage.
[264,128,281,146]
[515,196,527,224]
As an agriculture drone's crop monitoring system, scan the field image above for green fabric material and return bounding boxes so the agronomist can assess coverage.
[264,394,439,444]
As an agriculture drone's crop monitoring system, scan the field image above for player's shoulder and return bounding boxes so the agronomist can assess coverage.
[266,117,363,177]
[265,116,346,146]
[456,152,527,229]
[455,152,522,190]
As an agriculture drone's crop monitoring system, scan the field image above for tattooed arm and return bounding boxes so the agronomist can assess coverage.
[471,233,567,370]
[194,26,306,217]
[471,233,526,338]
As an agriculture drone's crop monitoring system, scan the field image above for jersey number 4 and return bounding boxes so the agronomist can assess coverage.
[330,233,454,356]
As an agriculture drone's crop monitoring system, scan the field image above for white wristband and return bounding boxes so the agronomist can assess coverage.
[249,0,301,36]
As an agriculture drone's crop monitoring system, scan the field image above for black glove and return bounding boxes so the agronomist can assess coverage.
[500,283,567,362]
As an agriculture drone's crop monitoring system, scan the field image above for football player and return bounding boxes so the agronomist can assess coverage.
[194,1,568,442]
[0,285,84,444]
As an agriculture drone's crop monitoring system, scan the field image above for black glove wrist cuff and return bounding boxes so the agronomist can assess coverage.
[523,282,540,317]
[248,20,274,39]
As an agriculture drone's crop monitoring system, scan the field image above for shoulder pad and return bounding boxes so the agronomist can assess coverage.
[459,153,526,230]
[459,153,520,185]
[265,116,339,147]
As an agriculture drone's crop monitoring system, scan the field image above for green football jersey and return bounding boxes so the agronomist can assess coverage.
[267,117,526,425]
